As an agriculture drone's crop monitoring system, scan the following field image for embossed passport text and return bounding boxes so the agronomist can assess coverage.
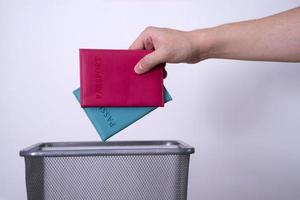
[73,87,172,141]
[80,49,164,107]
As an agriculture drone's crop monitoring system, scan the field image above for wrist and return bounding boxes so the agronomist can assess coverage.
[188,26,223,60]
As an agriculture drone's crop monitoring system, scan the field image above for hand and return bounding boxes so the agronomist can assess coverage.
[129,26,212,74]
[129,7,300,75]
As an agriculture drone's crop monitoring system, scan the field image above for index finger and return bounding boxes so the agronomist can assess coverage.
[129,32,146,50]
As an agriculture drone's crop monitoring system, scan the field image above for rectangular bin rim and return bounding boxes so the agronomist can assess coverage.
[20,140,195,157]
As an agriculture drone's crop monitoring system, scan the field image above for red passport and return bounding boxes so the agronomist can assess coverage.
[80,49,164,107]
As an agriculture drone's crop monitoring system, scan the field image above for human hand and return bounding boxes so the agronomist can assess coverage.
[129,26,212,74]
[130,7,300,75]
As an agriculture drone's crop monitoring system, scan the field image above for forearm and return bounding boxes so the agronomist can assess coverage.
[192,7,300,62]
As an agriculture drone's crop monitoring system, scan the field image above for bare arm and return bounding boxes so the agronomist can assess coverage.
[130,7,300,74]
[206,7,300,62]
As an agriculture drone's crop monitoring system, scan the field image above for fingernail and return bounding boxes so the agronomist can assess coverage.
[134,63,143,74]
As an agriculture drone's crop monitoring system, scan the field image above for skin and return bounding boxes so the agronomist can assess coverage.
[129,7,300,74]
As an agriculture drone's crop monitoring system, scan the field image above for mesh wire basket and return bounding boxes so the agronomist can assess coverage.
[20,141,194,200]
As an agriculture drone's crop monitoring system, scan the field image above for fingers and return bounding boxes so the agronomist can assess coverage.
[130,27,166,75]
[134,50,165,74]
[143,37,154,50]
[129,34,144,50]
[129,26,156,50]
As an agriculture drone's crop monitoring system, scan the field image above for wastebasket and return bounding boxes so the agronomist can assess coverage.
[20,141,194,200]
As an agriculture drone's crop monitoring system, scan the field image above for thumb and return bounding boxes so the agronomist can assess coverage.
[134,50,165,74]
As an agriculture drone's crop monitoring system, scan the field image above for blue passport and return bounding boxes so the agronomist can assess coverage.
[73,87,172,141]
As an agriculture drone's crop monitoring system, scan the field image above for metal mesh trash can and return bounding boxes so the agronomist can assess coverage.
[20,141,194,200]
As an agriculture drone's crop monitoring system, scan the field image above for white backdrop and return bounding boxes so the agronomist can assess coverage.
[1,0,300,199]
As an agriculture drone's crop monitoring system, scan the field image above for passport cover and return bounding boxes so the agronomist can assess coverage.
[73,87,172,141]
[80,49,164,107]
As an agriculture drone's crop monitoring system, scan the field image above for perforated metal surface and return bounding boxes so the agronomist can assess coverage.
[24,155,190,200]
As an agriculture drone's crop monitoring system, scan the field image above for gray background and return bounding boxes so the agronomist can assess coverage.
[1,0,300,199]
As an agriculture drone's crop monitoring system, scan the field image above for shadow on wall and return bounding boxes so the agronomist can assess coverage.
[202,62,300,135]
